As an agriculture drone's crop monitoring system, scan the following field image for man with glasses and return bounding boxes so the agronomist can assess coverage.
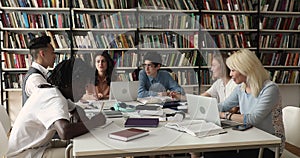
[22,35,57,105]
[137,51,185,100]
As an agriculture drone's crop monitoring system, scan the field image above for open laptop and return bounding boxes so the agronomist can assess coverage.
[186,94,241,128]
[186,94,221,126]
[109,81,139,102]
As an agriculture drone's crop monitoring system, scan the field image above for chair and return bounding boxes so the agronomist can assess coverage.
[281,106,300,158]
[0,123,8,157]
[0,105,11,136]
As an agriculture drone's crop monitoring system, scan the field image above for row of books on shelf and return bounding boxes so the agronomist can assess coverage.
[74,33,135,49]
[203,0,254,11]
[271,70,300,84]
[0,0,70,8]
[260,17,300,30]
[4,32,30,49]
[203,0,299,12]
[2,52,70,69]
[112,51,138,67]
[259,34,299,49]
[199,69,212,85]
[202,14,254,30]
[1,12,70,29]
[138,0,198,10]
[139,33,198,49]
[115,69,198,85]
[139,13,200,30]
[3,31,70,49]
[161,51,198,67]
[74,12,201,30]
[261,0,300,12]
[74,12,137,29]
[4,31,297,51]
[260,52,300,66]
[82,50,198,68]
[207,33,252,49]
[73,0,135,9]
[173,70,198,85]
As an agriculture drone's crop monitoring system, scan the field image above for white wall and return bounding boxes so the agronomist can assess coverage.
[279,85,300,107]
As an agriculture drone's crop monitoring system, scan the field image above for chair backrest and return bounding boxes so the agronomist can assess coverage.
[282,106,300,158]
[0,105,11,135]
[0,123,8,157]
[281,106,300,158]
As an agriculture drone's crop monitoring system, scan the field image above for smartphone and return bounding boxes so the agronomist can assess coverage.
[232,124,253,131]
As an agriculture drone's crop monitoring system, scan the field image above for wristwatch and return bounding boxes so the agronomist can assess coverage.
[224,112,230,119]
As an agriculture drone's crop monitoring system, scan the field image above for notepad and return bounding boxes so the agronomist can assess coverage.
[165,120,226,137]
[124,118,159,127]
[108,128,149,141]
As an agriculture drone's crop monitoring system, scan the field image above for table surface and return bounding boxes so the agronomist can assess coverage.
[73,119,281,157]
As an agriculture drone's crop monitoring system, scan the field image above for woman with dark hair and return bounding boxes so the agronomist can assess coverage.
[83,51,115,100]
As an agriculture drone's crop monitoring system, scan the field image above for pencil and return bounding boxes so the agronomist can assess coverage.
[100,102,105,112]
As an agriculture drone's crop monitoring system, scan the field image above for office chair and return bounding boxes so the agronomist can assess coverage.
[281,106,300,158]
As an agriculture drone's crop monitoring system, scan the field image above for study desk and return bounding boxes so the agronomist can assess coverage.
[72,117,281,158]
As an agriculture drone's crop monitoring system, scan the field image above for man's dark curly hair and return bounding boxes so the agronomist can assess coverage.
[47,57,94,89]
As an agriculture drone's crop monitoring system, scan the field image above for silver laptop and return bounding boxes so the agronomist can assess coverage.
[109,81,139,102]
[186,94,221,126]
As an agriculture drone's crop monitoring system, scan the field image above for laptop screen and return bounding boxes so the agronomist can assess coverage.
[186,94,221,126]
[109,81,139,102]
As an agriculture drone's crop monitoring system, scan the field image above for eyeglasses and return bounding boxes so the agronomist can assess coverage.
[142,64,155,68]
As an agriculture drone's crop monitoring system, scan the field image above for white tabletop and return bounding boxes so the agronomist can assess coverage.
[73,117,281,158]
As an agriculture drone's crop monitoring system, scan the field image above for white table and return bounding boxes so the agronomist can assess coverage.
[72,117,281,158]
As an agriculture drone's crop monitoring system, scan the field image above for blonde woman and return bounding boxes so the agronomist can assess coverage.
[204,49,284,158]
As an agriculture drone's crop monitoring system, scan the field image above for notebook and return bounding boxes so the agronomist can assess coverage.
[109,81,139,102]
[186,94,241,128]
[108,128,149,141]
[124,118,159,127]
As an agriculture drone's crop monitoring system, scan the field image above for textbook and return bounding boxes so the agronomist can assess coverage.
[108,128,149,141]
[165,120,226,137]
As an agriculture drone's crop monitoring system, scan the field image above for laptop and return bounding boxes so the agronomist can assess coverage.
[186,94,241,128]
[186,94,221,126]
[109,81,139,102]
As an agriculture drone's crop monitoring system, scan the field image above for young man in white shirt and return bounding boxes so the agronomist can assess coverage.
[8,58,106,158]
[22,35,56,105]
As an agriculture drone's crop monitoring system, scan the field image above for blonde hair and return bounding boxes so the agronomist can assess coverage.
[226,49,270,97]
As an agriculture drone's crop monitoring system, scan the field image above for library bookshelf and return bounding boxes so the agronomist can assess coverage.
[200,0,300,87]
[0,0,300,116]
